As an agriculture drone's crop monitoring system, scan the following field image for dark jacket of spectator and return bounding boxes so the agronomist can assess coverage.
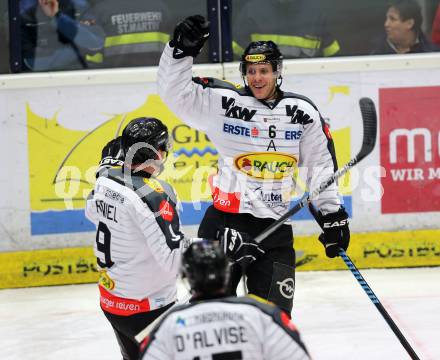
[371,31,439,54]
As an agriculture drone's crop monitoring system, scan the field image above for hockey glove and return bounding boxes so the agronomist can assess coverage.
[314,207,350,258]
[96,137,125,177]
[219,228,265,268]
[170,15,210,59]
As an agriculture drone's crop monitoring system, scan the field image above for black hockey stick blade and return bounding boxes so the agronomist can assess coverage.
[357,97,377,161]
[254,98,378,244]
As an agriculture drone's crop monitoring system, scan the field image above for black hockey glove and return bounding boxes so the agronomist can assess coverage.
[219,228,265,268]
[170,15,210,59]
[96,137,125,177]
[313,206,350,258]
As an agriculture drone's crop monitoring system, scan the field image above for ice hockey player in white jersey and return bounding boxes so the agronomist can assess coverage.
[157,15,350,314]
[140,240,311,360]
[86,117,194,360]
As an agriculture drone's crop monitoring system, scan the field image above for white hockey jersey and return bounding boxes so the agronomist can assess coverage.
[85,168,188,314]
[140,296,310,360]
[158,44,341,220]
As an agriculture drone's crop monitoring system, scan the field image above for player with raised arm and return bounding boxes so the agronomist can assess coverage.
[86,117,194,360]
[140,240,311,360]
[157,15,350,314]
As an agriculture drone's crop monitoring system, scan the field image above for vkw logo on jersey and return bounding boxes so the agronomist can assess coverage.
[276,277,295,299]
[159,200,174,222]
[222,96,257,121]
[234,152,297,180]
[286,105,313,125]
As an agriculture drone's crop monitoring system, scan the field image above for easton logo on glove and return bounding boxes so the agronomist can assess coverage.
[309,205,350,258]
[96,137,125,177]
[100,157,124,167]
[219,228,265,268]
[228,230,238,252]
[323,219,349,228]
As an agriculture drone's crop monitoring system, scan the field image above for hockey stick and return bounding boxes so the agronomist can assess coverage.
[339,249,420,360]
[254,97,377,243]
[307,202,421,360]
[134,292,192,343]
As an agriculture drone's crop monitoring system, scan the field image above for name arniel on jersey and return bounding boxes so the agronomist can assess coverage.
[95,199,118,223]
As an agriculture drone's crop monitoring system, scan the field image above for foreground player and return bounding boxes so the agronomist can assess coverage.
[86,117,193,360]
[140,240,311,360]
[158,15,350,314]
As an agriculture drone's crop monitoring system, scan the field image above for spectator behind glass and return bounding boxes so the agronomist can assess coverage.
[90,0,173,68]
[370,0,439,54]
[20,0,105,71]
[232,0,340,59]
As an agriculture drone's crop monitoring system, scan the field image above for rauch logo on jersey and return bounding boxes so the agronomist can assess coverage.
[159,200,174,222]
[234,152,297,179]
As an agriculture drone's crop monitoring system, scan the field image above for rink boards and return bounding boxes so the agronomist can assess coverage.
[0,229,439,289]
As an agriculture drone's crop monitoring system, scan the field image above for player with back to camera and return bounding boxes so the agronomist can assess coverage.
[157,15,350,315]
[140,240,311,360]
[87,117,198,360]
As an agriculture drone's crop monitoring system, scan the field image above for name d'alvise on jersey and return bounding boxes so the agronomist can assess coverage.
[175,326,248,352]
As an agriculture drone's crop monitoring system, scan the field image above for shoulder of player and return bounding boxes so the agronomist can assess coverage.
[281,91,319,112]
[97,170,176,209]
[192,77,250,96]
[135,177,177,213]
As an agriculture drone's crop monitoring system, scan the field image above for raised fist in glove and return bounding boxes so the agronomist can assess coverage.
[313,207,350,258]
[170,15,210,59]
[96,137,125,177]
[219,228,265,268]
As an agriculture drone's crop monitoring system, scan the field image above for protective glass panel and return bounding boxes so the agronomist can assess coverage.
[18,0,209,72]
[231,0,440,59]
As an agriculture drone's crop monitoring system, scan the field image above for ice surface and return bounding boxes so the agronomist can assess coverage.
[1,267,439,360]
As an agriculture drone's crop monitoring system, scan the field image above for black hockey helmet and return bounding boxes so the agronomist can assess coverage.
[239,40,283,77]
[182,240,229,296]
[121,117,171,165]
